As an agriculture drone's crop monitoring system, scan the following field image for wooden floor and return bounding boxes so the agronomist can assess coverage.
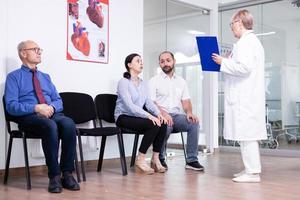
[1,151,300,200]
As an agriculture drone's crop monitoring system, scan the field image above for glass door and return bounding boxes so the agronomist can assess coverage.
[144,0,210,148]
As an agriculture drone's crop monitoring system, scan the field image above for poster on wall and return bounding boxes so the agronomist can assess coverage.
[67,0,109,63]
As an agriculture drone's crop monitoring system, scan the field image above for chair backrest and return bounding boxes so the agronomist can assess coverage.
[2,96,17,122]
[94,94,117,123]
[60,92,96,124]
[2,96,19,134]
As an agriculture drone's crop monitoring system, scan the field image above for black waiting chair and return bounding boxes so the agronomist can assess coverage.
[101,94,187,167]
[125,129,143,167]
[2,97,80,190]
[94,94,127,173]
[60,92,127,181]
[95,94,141,167]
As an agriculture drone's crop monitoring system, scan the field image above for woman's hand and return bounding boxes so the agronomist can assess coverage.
[148,114,161,127]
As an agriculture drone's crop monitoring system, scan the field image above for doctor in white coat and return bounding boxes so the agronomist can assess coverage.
[212,9,267,183]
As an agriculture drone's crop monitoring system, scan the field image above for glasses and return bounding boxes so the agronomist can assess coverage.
[23,47,43,54]
[229,20,240,27]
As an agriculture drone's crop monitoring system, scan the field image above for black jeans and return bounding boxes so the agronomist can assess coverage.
[116,115,167,154]
[16,112,77,178]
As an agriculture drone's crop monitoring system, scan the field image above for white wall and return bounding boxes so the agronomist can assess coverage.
[0,0,8,170]
[0,0,143,169]
[0,0,218,169]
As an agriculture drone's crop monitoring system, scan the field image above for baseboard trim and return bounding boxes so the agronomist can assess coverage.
[0,145,208,178]
[0,156,132,178]
[167,144,206,151]
[219,145,300,158]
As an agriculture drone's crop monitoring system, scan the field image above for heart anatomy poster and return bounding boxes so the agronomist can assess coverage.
[67,0,109,63]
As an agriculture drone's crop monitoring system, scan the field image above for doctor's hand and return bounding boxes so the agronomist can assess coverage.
[212,53,223,65]
[186,112,199,123]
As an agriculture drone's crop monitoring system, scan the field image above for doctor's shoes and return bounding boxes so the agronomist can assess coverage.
[185,161,204,171]
[233,170,246,177]
[232,173,261,183]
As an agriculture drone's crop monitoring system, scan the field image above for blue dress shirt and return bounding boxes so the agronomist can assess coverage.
[114,77,160,121]
[4,65,63,116]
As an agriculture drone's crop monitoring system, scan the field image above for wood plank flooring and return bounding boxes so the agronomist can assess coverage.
[0,151,300,200]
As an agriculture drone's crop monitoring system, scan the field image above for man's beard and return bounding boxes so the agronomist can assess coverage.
[162,65,173,74]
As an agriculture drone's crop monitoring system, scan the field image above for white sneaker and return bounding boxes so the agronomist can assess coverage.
[233,170,245,177]
[232,173,261,183]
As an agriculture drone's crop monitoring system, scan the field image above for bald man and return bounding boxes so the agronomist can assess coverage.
[4,40,80,193]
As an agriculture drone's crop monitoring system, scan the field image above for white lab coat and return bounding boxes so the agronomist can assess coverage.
[221,30,267,141]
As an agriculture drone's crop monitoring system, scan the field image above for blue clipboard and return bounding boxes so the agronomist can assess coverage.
[196,36,220,72]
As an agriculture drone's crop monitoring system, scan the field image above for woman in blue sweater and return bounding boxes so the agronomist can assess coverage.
[115,53,167,174]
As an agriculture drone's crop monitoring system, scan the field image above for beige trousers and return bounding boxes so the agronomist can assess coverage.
[240,141,262,174]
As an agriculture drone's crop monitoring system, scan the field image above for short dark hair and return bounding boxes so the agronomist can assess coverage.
[123,53,140,79]
[159,51,174,61]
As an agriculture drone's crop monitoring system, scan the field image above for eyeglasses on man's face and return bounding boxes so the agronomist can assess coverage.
[23,47,43,54]
[229,20,240,27]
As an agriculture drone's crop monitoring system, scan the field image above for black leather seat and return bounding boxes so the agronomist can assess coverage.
[60,92,127,181]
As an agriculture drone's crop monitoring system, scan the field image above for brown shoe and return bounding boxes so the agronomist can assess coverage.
[151,160,166,173]
[135,160,154,175]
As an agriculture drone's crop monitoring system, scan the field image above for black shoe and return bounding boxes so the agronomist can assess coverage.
[185,161,204,171]
[61,172,80,191]
[159,159,168,170]
[48,175,62,193]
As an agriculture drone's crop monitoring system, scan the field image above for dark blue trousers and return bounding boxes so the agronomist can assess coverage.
[16,112,77,178]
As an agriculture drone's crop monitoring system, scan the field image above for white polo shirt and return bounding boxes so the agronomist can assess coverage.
[149,72,190,114]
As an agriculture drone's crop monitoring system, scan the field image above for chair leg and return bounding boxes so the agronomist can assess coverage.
[97,136,106,172]
[130,134,139,167]
[4,135,13,185]
[164,143,168,159]
[77,131,86,181]
[180,132,187,163]
[117,133,127,175]
[120,132,128,172]
[74,153,81,183]
[120,133,126,157]
[22,136,31,190]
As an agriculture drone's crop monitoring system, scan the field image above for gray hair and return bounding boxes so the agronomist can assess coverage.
[232,9,253,30]
[17,40,34,59]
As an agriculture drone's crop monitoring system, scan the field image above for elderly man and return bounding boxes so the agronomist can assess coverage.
[149,51,204,171]
[4,40,80,193]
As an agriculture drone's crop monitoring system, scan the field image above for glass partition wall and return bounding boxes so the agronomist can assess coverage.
[144,0,210,147]
[219,0,300,150]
